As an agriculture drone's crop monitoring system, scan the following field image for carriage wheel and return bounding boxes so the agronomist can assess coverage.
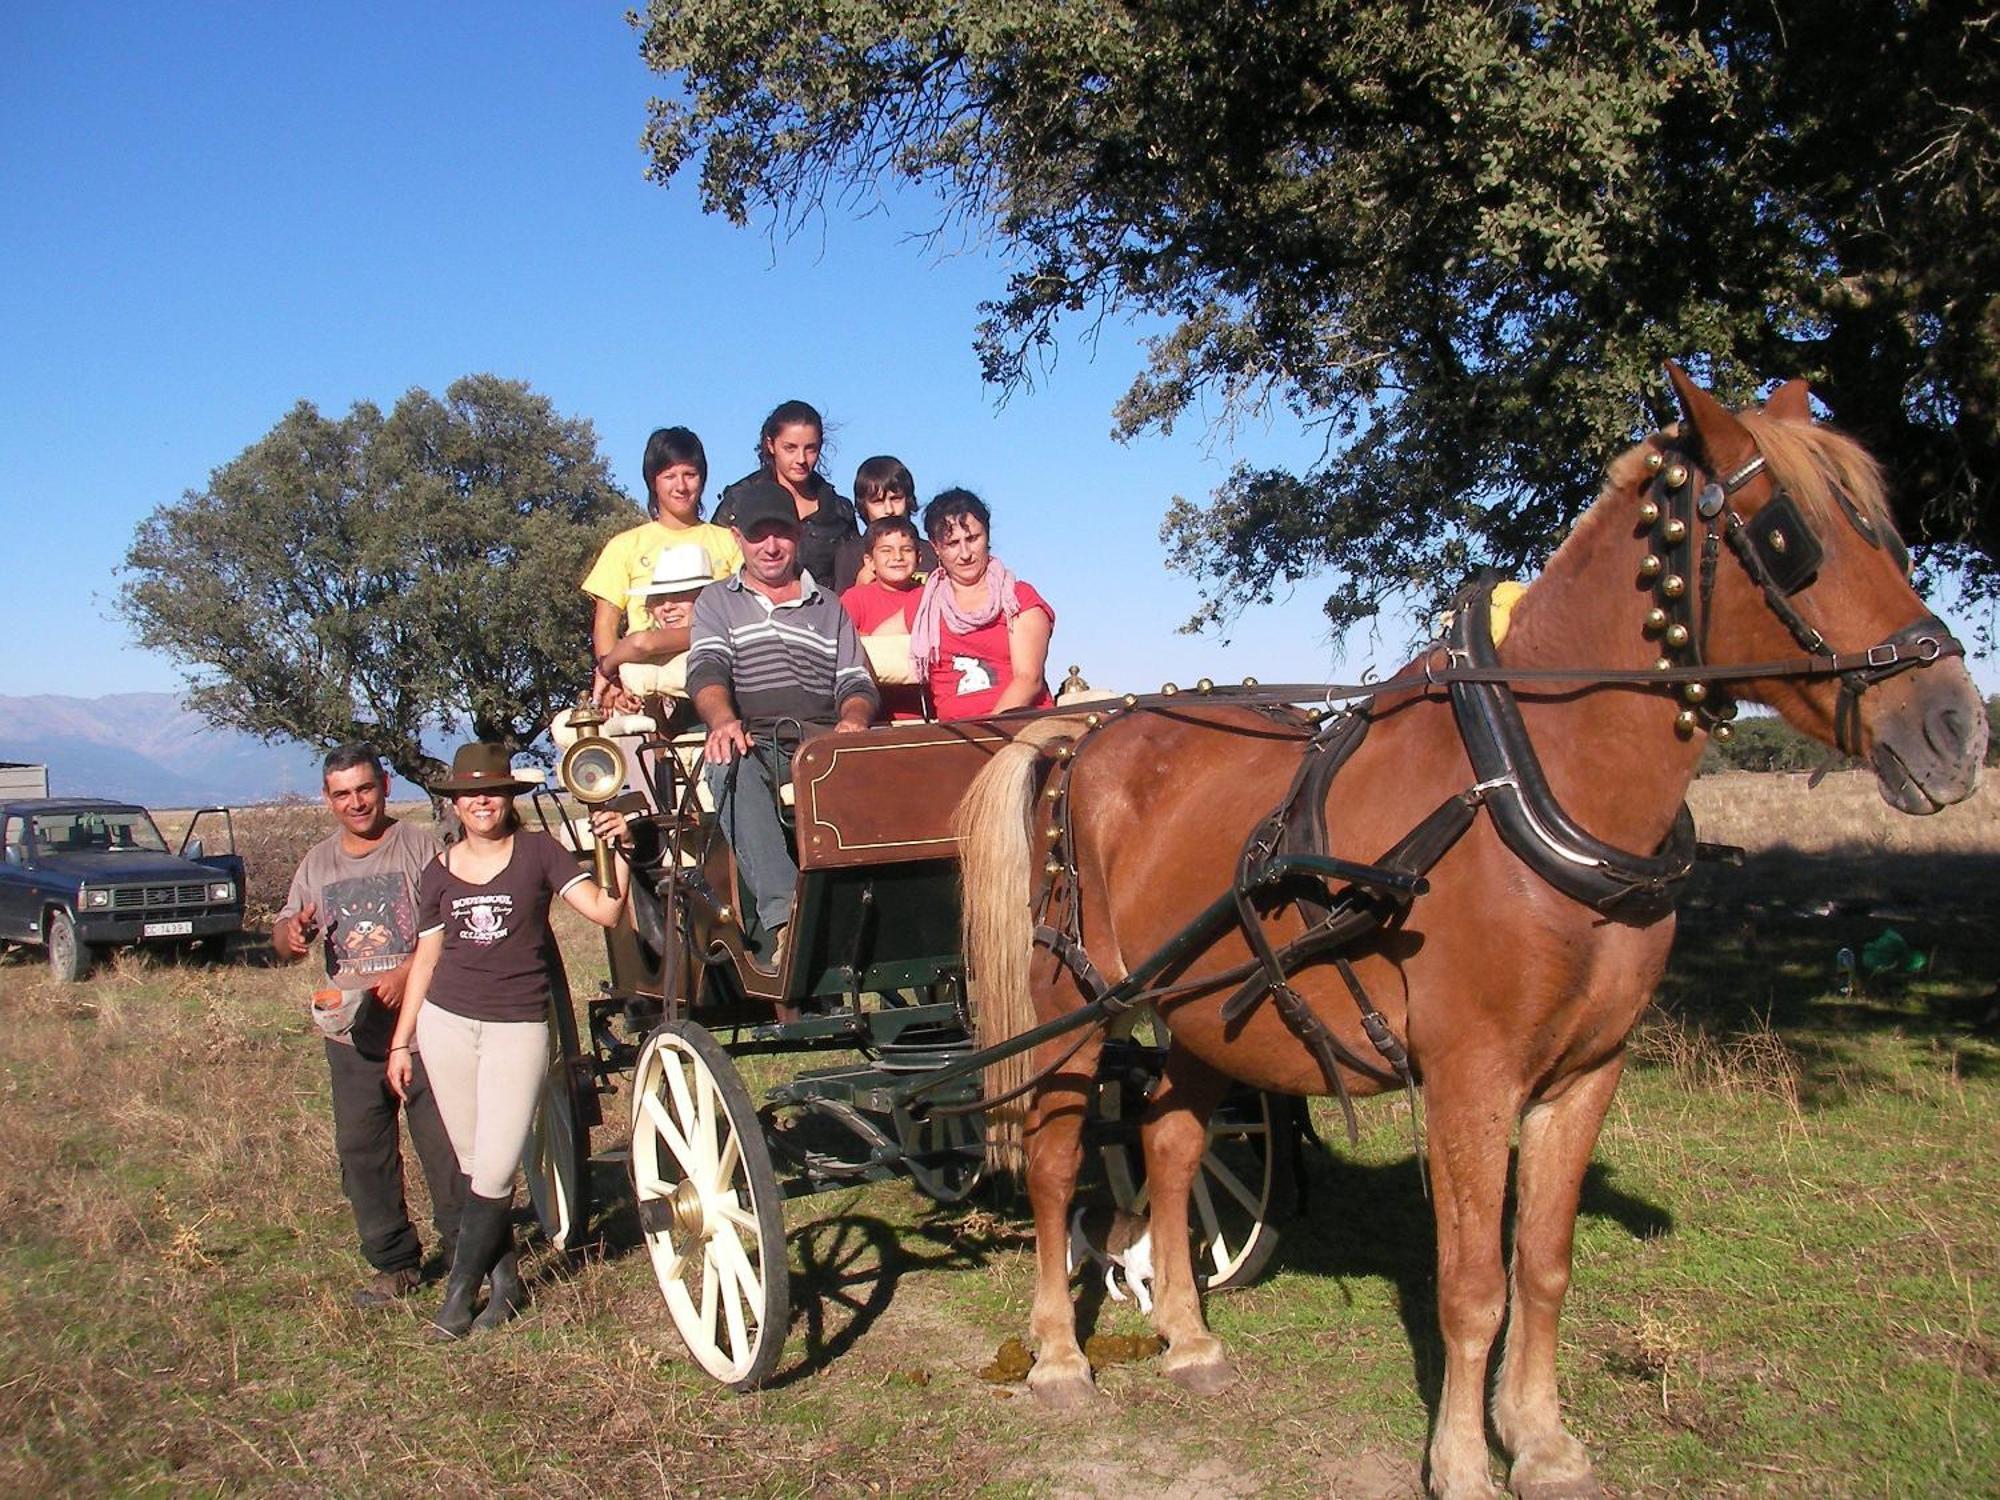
[897,1106,985,1204]
[628,1019,790,1388]
[526,1052,590,1251]
[1096,1078,1284,1292]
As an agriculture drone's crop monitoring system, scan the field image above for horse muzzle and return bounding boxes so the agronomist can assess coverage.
[1865,658,1987,814]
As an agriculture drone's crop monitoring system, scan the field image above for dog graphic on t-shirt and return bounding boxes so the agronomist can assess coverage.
[951,655,993,698]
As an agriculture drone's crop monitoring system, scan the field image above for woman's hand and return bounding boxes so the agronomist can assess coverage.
[587,808,631,850]
[386,1044,414,1101]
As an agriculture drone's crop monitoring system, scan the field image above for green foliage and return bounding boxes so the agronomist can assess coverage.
[1696,714,1851,775]
[635,0,2000,638]
[122,376,629,783]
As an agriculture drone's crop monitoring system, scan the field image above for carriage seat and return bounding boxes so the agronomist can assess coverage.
[860,630,918,687]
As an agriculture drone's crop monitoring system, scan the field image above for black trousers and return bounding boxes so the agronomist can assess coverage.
[324,1039,465,1273]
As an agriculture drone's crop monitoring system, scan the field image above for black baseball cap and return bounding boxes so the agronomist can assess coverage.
[728,479,801,534]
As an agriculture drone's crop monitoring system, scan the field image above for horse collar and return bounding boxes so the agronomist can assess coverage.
[1449,583,1696,925]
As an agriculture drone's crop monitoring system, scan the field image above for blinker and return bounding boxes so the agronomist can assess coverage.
[1748,492,1825,594]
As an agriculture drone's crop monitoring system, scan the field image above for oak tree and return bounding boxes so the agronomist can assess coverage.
[634,0,1998,637]
[122,375,630,783]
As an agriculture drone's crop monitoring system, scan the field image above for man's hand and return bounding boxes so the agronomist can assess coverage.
[834,695,875,735]
[274,900,319,961]
[373,957,415,1010]
[705,717,752,764]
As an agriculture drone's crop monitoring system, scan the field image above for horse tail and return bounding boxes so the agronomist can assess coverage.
[954,716,1090,1176]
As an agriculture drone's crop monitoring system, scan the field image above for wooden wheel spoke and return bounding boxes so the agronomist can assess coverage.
[694,1064,723,1177]
[1191,1173,1229,1263]
[698,1243,720,1336]
[641,1090,696,1171]
[712,1115,742,1191]
[1201,1151,1264,1218]
[714,1238,753,1359]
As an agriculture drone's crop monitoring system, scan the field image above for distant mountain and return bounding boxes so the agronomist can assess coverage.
[0,693,325,807]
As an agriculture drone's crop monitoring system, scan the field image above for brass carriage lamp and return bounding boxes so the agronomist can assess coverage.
[557,701,628,897]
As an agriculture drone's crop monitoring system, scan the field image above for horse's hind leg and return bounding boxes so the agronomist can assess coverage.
[1492,1056,1623,1500]
[1138,1045,1234,1393]
[1425,1067,1520,1500]
[1023,1036,1104,1410]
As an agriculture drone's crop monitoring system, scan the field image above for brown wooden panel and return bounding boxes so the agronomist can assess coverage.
[793,720,1023,870]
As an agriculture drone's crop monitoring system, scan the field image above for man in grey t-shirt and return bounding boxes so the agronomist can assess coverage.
[273,744,464,1307]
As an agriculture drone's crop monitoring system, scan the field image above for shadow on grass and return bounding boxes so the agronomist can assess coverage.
[1658,847,2000,1100]
[1268,1147,1671,1415]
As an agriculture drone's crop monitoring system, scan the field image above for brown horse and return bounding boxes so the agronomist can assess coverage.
[954,366,1985,1499]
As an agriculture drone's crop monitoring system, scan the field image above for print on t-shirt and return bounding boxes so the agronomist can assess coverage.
[325,872,419,978]
[952,655,994,698]
[452,892,516,945]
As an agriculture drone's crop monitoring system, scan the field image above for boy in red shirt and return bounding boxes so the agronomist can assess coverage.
[840,516,928,721]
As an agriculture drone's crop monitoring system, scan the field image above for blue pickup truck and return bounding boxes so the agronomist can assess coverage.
[0,798,246,981]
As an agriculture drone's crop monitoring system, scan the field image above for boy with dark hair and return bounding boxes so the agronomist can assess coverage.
[840,516,928,721]
[833,455,939,591]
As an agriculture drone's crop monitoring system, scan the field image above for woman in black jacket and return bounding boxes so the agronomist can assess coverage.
[712,399,858,586]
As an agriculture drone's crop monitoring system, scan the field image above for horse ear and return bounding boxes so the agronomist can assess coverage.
[1664,360,1753,469]
[1764,378,1811,422]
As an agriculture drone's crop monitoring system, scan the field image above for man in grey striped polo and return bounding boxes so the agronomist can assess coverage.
[685,479,879,969]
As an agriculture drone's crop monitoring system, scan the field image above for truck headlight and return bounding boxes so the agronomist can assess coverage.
[80,887,111,910]
[209,881,235,903]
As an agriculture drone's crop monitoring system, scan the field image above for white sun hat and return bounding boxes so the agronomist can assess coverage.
[627,542,714,598]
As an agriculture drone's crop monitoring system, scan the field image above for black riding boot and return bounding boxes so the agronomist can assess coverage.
[433,1173,471,1275]
[473,1233,523,1332]
[429,1191,510,1341]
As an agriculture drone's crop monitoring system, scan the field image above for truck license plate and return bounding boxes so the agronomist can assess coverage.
[143,920,194,937]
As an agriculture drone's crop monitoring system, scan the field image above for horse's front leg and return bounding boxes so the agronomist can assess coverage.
[1491,1055,1623,1500]
[1138,1045,1234,1393]
[1425,1066,1521,1500]
[1023,1037,1103,1410]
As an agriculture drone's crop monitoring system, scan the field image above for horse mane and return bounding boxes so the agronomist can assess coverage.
[1737,409,1894,536]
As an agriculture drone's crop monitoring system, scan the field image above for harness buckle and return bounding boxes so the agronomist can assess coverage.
[1866,642,1900,668]
[1916,635,1942,663]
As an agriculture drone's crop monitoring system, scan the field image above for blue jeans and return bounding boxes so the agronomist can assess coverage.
[704,740,796,938]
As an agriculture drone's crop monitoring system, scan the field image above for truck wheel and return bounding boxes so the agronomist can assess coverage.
[191,933,230,964]
[46,909,93,983]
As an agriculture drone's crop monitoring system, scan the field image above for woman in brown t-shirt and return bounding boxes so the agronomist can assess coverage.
[386,743,631,1340]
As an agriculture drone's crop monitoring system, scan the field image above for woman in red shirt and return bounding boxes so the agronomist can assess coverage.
[910,489,1055,720]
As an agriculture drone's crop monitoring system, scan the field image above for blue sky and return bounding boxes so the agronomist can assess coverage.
[2,1,1992,715]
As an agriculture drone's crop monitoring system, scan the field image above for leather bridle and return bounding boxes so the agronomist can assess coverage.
[1641,442,1957,754]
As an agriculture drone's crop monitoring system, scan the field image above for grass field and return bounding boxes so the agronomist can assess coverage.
[1,772,1995,1496]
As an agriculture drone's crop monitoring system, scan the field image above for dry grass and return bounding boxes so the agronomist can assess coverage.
[1688,767,2000,860]
[2,774,1995,1495]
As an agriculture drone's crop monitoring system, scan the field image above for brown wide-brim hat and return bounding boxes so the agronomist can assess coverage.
[431,742,534,796]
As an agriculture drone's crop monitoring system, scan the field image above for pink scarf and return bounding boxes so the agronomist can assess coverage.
[908,556,1024,677]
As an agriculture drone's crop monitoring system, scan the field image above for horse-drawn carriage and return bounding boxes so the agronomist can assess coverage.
[522,706,1291,1389]
[518,366,1983,1497]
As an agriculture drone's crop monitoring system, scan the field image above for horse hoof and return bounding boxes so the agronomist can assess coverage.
[1165,1356,1237,1396]
[1028,1367,1099,1413]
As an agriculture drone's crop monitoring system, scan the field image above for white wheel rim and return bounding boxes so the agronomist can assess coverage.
[629,1030,777,1383]
[528,1072,578,1249]
[1101,1082,1274,1287]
